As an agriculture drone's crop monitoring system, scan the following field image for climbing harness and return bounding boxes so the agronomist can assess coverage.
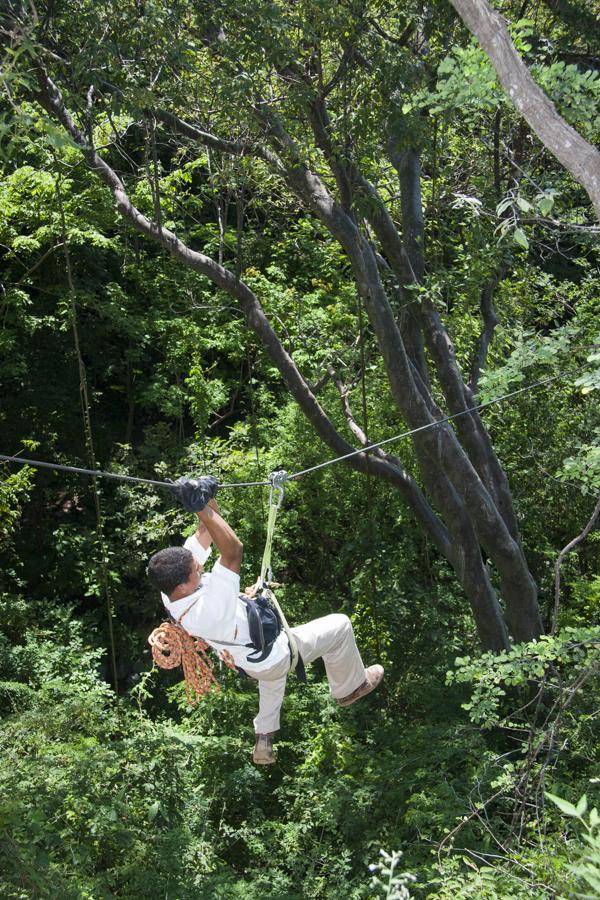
[192,469,306,681]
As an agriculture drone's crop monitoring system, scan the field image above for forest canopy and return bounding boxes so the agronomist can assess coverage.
[1,0,600,897]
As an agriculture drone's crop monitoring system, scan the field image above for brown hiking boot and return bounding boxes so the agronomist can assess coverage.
[336,665,384,708]
[253,732,276,765]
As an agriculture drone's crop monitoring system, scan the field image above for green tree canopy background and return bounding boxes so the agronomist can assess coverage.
[0,0,599,896]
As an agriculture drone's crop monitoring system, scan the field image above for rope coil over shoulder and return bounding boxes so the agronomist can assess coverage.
[148,597,234,705]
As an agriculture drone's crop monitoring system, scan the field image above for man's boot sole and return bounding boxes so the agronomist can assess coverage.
[253,755,276,765]
[337,665,384,707]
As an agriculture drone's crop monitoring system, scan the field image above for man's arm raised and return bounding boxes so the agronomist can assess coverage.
[168,476,243,574]
[196,503,243,574]
[193,498,219,554]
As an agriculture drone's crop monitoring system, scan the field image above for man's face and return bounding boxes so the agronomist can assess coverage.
[189,557,203,590]
[171,557,204,599]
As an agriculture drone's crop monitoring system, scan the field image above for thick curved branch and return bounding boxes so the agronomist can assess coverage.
[449,0,600,220]
[34,65,451,557]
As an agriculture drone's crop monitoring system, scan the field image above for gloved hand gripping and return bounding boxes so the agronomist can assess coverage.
[167,476,219,512]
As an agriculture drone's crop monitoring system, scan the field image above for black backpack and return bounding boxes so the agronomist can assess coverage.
[192,591,283,665]
[241,592,283,662]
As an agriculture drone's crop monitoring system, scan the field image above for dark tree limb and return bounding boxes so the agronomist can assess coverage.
[368,17,415,47]
[319,46,352,99]
[553,492,600,633]
[308,96,356,216]
[34,65,452,559]
[415,444,511,650]
[368,147,521,542]
[469,275,501,392]
[15,241,65,283]
[493,108,502,199]
[389,146,425,283]
[387,142,429,387]
[154,108,285,173]
[331,367,370,448]
[369,147,537,634]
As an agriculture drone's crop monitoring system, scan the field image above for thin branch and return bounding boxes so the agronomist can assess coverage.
[320,46,351,99]
[308,369,334,395]
[154,108,285,173]
[15,241,65,283]
[469,274,501,392]
[368,17,415,47]
[330,366,369,447]
[553,491,600,633]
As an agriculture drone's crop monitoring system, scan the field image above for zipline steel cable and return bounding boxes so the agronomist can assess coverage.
[0,368,576,490]
[0,457,268,489]
[288,370,569,480]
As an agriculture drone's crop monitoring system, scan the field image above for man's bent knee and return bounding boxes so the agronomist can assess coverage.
[329,613,351,633]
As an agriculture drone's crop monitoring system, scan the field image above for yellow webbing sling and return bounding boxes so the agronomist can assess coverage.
[259,471,301,675]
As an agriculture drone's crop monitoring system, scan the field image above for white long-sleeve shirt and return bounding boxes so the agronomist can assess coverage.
[161,535,289,675]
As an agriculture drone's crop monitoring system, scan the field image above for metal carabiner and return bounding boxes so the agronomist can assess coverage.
[268,469,288,508]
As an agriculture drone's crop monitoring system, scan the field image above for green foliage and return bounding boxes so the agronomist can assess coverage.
[0,465,33,547]
[560,427,600,494]
[369,849,416,899]
[409,41,502,120]
[546,792,600,898]
[1,1,599,897]
[534,62,600,141]
[447,627,600,728]
[412,25,600,141]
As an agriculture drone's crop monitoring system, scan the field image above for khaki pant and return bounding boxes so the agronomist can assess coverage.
[252,613,367,734]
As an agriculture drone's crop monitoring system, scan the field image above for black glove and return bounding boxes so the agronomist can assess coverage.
[167,476,219,513]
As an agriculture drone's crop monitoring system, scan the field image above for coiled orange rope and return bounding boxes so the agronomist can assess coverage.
[148,622,220,705]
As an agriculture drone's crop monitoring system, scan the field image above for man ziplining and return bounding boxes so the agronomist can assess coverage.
[147,476,384,765]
